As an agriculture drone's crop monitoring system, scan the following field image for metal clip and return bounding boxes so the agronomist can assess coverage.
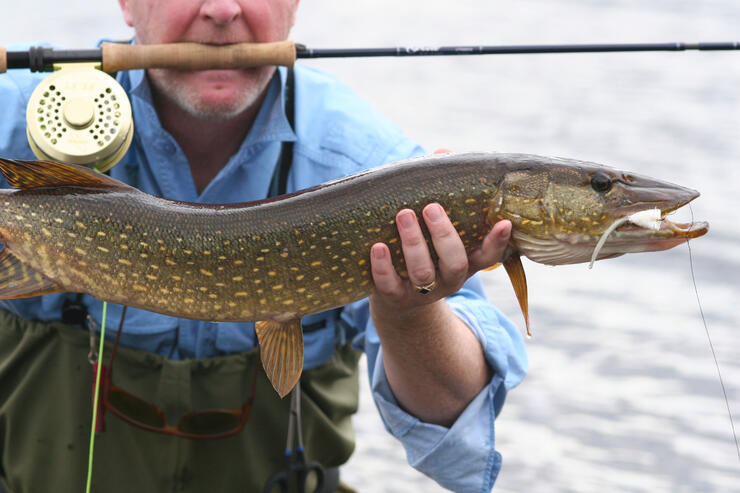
[86,314,99,364]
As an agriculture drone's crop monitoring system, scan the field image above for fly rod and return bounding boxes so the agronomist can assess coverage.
[1,40,739,74]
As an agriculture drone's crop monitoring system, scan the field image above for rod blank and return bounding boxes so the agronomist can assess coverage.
[2,41,739,74]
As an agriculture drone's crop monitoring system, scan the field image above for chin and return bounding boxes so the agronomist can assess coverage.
[149,66,274,119]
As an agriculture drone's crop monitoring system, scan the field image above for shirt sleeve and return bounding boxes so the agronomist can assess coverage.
[342,275,528,493]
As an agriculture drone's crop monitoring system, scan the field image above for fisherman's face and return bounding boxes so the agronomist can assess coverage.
[118,0,300,119]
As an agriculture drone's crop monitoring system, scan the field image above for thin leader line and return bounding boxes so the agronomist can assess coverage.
[686,204,739,463]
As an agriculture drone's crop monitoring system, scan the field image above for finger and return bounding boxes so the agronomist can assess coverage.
[370,243,406,298]
[422,203,468,286]
[469,220,512,273]
[396,209,436,286]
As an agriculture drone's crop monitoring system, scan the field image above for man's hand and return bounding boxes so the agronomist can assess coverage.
[367,149,513,426]
[369,203,511,316]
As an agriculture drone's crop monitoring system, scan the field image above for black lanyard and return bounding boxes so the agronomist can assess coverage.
[267,67,295,198]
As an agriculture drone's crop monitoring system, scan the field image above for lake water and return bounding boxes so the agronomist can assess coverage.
[1,1,739,492]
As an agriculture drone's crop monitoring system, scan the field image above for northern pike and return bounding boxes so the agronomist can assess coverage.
[0,153,708,396]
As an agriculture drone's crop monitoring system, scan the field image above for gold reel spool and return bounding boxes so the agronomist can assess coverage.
[26,63,133,172]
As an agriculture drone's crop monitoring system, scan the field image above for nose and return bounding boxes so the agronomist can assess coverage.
[200,0,242,25]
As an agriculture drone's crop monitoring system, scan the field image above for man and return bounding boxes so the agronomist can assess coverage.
[0,0,528,491]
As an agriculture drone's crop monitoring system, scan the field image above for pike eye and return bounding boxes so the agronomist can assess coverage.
[590,172,613,193]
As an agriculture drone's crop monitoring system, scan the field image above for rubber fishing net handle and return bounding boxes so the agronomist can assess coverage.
[101,40,296,72]
[0,47,6,73]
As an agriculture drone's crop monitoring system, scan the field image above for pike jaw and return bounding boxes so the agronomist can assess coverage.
[492,162,709,266]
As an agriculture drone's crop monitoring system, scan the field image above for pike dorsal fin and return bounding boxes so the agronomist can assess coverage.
[0,159,130,190]
[255,317,304,398]
[0,248,62,298]
[503,254,531,337]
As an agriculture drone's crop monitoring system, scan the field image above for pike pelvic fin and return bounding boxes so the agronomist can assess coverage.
[503,254,531,337]
[255,317,304,398]
[0,248,62,298]
[0,158,131,190]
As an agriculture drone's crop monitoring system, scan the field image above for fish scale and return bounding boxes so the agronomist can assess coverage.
[0,153,707,396]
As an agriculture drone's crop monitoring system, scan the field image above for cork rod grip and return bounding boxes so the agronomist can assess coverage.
[101,40,296,72]
[0,47,6,73]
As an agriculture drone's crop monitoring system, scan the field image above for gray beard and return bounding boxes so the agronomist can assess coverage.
[147,67,275,121]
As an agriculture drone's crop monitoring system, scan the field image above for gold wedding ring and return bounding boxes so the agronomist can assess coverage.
[413,279,438,295]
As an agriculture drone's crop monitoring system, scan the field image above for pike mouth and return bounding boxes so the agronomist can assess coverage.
[511,202,709,267]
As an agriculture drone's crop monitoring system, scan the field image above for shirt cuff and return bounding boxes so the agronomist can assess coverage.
[368,301,527,493]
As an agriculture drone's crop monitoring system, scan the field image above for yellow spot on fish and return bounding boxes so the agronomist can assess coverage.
[199,287,208,292]
[216,282,226,287]
[296,275,305,281]
[358,259,366,266]
[346,277,355,283]
[146,274,157,281]
[97,246,109,253]
[133,284,147,292]
[121,244,129,250]
[227,302,237,308]
[118,258,132,266]
[75,247,86,255]
[232,276,244,281]
[97,231,106,237]
[171,275,182,281]
[184,298,195,304]
[54,218,63,224]
[140,253,148,259]
[203,250,211,255]
[183,249,192,255]
[234,260,244,266]
[200,269,213,277]
[320,282,331,289]
[272,285,284,290]
[282,300,294,306]
[159,288,170,295]
[218,255,226,260]
[235,292,248,297]
[311,261,322,267]
[98,262,110,270]
[297,288,306,293]
[208,294,218,299]
[41,228,52,237]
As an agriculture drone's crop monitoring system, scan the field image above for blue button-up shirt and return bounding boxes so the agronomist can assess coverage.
[0,58,527,492]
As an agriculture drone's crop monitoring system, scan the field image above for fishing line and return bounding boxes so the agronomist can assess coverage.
[686,204,740,462]
[85,301,107,493]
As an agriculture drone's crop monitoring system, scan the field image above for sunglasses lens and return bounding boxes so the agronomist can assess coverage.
[108,389,166,428]
[178,412,242,436]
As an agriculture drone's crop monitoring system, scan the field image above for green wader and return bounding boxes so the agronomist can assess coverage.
[0,309,361,493]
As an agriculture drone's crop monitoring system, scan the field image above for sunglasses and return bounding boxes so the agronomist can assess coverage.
[100,306,259,439]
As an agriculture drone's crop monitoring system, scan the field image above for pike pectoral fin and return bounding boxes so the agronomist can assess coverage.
[0,248,62,298]
[503,255,531,337]
[0,158,131,190]
[255,317,304,398]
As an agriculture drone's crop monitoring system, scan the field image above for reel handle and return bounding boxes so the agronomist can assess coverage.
[101,40,296,72]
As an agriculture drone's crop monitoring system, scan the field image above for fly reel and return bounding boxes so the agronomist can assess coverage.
[26,63,133,172]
